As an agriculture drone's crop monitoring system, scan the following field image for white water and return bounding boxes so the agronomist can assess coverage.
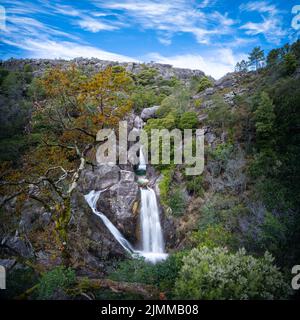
[140,188,165,253]
[84,145,167,264]
[137,145,147,172]
[85,190,135,254]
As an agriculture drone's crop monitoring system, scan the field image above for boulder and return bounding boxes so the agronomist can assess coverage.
[141,105,160,120]
[78,164,120,194]
[68,190,129,276]
[215,73,237,89]
[97,170,139,241]
[2,235,33,258]
[223,91,236,106]
[204,87,215,95]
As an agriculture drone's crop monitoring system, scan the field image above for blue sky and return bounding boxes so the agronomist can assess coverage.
[0,0,299,78]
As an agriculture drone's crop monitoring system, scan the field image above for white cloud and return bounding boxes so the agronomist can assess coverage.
[239,1,287,44]
[145,49,247,79]
[77,17,119,32]
[239,1,278,15]
[53,4,81,17]
[95,0,236,44]
[3,38,137,62]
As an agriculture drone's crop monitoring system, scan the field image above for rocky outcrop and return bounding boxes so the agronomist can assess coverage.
[141,105,160,120]
[78,164,120,194]
[1,58,206,82]
[96,170,139,241]
[68,190,129,276]
[1,234,33,258]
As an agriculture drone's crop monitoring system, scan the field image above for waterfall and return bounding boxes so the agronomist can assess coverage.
[138,145,147,172]
[84,144,167,263]
[85,190,135,254]
[139,187,167,263]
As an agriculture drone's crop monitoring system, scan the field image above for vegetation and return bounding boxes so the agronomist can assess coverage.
[175,247,290,299]
[1,39,299,300]
[36,266,76,300]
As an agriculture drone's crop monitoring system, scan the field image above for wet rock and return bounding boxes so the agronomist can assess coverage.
[68,190,128,275]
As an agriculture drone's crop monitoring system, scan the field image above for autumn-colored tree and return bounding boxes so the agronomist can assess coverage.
[0,65,134,252]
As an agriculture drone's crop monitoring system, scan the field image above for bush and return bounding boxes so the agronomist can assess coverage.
[178,111,198,130]
[197,76,213,93]
[189,225,235,249]
[175,246,290,299]
[168,187,187,216]
[157,86,190,117]
[110,252,187,296]
[131,86,164,112]
[185,174,204,197]
[0,266,38,299]
[36,266,76,300]
[159,167,174,207]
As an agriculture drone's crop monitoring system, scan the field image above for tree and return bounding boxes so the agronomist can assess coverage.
[283,53,298,75]
[175,246,290,299]
[248,47,265,71]
[254,92,275,139]
[0,65,134,254]
[235,60,248,72]
[266,48,281,67]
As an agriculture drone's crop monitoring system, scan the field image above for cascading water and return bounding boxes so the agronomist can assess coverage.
[139,187,167,263]
[85,190,134,254]
[84,143,167,263]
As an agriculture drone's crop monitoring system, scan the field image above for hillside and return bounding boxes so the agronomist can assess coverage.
[0,40,300,300]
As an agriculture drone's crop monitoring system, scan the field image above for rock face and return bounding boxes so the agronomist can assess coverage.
[68,190,128,276]
[1,58,206,82]
[76,164,139,253]
[78,164,120,194]
[96,170,139,242]
[1,234,33,258]
[141,105,160,120]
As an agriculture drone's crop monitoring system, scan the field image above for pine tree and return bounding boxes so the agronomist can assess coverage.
[248,47,265,71]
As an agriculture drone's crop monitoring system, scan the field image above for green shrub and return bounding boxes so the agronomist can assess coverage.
[189,225,235,249]
[168,187,187,217]
[207,95,236,131]
[175,246,290,299]
[131,86,164,112]
[197,76,213,93]
[178,111,198,130]
[110,252,187,296]
[157,86,190,117]
[185,174,204,197]
[36,266,76,300]
[159,167,174,207]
